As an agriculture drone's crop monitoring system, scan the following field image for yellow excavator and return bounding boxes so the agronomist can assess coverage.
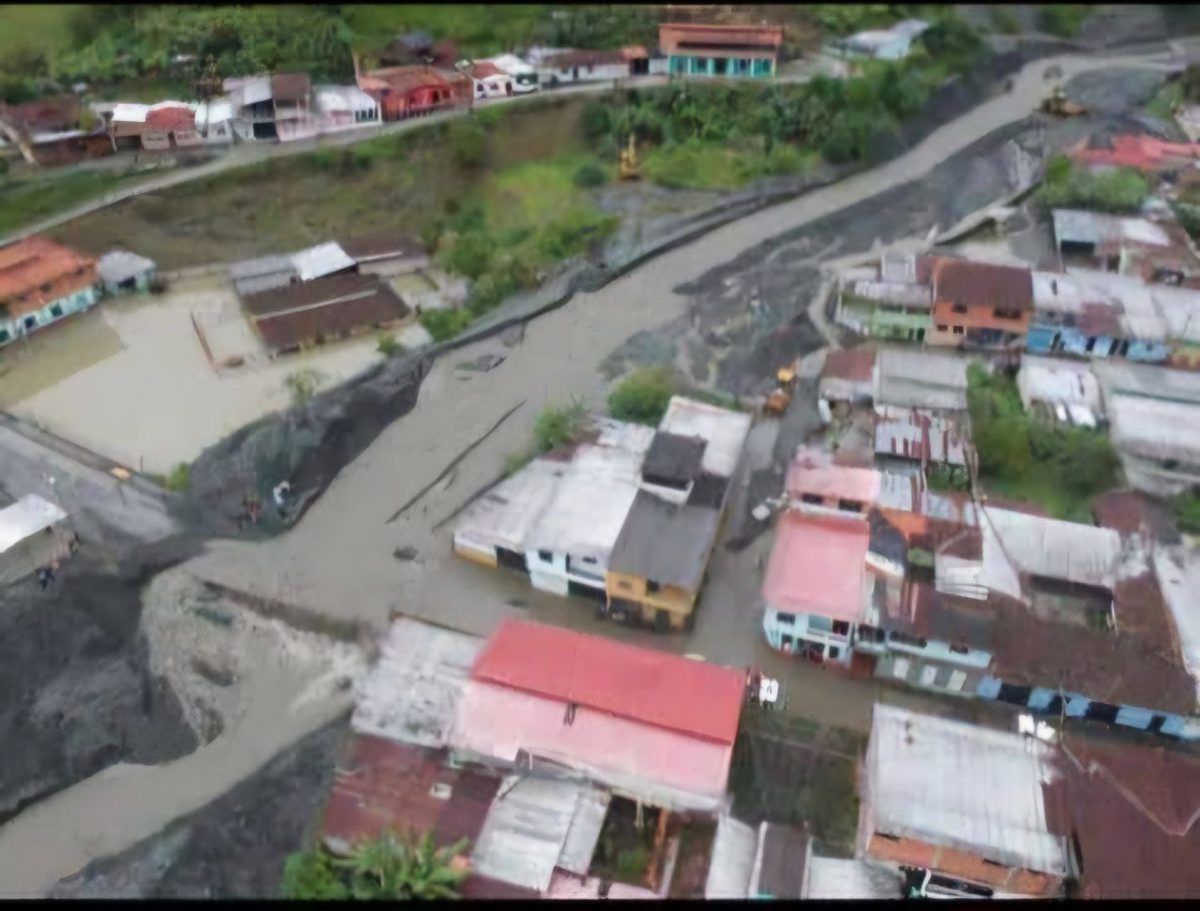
[1041,86,1086,118]
[764,362,798,416]
[619,133,641,181]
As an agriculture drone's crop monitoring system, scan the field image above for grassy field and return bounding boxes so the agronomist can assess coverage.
[0,5,84,55]
[0,170,141,236]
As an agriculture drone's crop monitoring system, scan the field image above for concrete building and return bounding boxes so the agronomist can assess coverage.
[459,61,513,99]
[929,258,1033,351]
[96,250,157,297]
[479,54,539,93]
[448,618,746,813]
[0,236,99,347]
[818,348,876,423]
[659,23,783,79]
[0,494,71,587]
[535,49,630,87]
[453,397,748,629]
[313,84,381,133]
[1016,355,1104,427]
[861,705,1071,898]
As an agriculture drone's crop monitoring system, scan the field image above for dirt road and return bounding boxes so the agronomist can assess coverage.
[0,47,1176,897]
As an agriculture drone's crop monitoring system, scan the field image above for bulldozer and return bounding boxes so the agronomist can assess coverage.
[764,362,798,416]
[1041,86,1086,118]
[618,133,641,181]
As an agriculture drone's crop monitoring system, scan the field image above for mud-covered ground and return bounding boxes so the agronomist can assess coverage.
[50,718,348,899]
[0,543,201,824]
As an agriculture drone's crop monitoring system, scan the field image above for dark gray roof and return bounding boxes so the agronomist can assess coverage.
[757,823,810,898]
[868,509,908,568]
[642,431,707,486]
[687,472,730,509]
[607,490,720,591]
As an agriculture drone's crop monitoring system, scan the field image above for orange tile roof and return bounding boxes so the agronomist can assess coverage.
[0,236,97,318]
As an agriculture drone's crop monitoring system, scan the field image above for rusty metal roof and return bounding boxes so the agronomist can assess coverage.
[933,258,1033,312]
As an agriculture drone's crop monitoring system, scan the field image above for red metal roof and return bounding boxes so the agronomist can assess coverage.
[1071,133,1200,173]
[359,65,450,95]
[144,105,195,131]
[821,347,876,382]
[320,735,499,854]
[465,61,504,79]
[470,619,746,744]
[1062,734,1200,898]
[761,510,870,623]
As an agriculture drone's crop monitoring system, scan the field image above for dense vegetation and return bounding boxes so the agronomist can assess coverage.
[967,365,1120,521]
[608,365,676,425]
[281,831,469,900]
[579,14,983,187]
[1037,4,1090,39]
[1172,488,1200,535]
[1039,154,1150,214]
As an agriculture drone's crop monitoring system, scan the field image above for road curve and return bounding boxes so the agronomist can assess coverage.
[0,46,1176,898]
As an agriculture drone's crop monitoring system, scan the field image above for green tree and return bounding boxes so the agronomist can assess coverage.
[376,334,402,357]
[281,849,349,900]
[608,365,676,425]
[573,160,607,188]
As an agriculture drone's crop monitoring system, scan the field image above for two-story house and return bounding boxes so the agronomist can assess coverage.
[929,259,1033,350]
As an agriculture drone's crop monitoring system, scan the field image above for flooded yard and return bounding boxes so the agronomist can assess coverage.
[2,275,382,473]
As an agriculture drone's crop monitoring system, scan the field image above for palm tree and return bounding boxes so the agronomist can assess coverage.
[336,829,471,900]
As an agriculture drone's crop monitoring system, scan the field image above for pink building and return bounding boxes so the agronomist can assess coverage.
[449,618,746,812]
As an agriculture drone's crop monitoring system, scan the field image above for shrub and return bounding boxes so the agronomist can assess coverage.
[1040,160,1149,214]
[581,99,612,141]
[1173,201,1200,241]
[926,463,969,492]
[608,365,676,425]
[376,334,402,357]
[165,462,191,492]
[615,846,651,881]
[1038,5,1089,39]
[533,399,588,454]
[420,308,474,343]
[573,160,607,188]
[284,368,326,405]
[443,232,494,280]
[1172,488,1200,534]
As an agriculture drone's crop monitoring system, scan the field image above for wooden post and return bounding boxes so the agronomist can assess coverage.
[647,807,671,890]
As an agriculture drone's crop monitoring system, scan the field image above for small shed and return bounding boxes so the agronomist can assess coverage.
[97,250,157,295]
[0,494,70,587]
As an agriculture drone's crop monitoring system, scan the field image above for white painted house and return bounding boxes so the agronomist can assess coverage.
[536,49,630,87]
[480,53,539,93]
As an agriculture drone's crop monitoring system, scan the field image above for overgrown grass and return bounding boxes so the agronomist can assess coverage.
[989,7,1022,35]
[0,170,134,235]
[1039,154,1149,214]
[968,365,1120,522]
[1146,80,1184,123]
[0,5,85,55]
[642,140,817,190]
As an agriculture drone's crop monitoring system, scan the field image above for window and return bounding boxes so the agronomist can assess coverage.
[890,631,928,649]
[949,643,970,655]
[49,304,63,319]
[24,316,37,330]
[775,612,795,626]
[829,646,840,660]
[618,580,633,591]
[919,664,938,687]
[837,498,863,513]
[952,325,964,335]
[808,615,832,633]
[646,580,661,594]
[800,493,823,505]
[951,303,968,314]
[892,657,911,680]
[537,549,553,563]
[994,308,1022,320]
[948,670,967,692]
[936,323,949,331]
[0,329,8,343]
[832,620,850,636]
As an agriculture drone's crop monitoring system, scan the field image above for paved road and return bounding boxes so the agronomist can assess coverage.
[0,45,1178,897]
[0,76,682,247]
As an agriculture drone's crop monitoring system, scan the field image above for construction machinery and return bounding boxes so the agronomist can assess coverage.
[618,133,641,181]
[764,362,798,416]
[1041,86,1086,118]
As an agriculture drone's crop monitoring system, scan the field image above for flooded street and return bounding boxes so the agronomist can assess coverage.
[3,275,382,474]
[0,46,1180,897]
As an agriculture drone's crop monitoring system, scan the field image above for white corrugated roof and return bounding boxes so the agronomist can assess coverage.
[525,423,654,563]
[982,506,1121,592]
[658,396,752,479]
[314,84,378,113]
[290,241,356,282]
[191,97,234,125]
[471,775,583,893]
[1052,209,1170,248]
[0,494,67,553]
[111,103,149,124]
[350,617,483,749]
[804,856,902,900]
[1108,394,1200,461]
[874,348,971,411]
[705,813,758,899]
[97,250,156,286]
[867,705,1069,877]
[1016,356,1103,413]
[454,458,565,555]
[1152,546,1200,702]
